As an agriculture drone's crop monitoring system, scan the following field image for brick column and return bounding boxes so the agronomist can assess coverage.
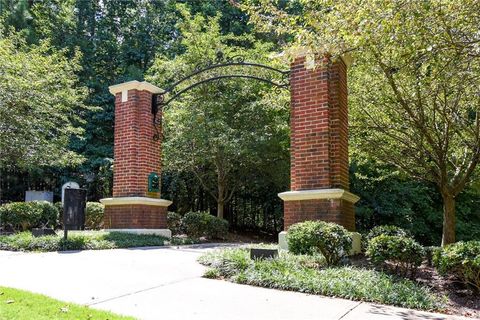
[100,81,171,237]
[279,54,359,232]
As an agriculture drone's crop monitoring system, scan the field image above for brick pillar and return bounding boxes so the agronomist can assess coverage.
[100,81,171,237]
[279,54,359,231]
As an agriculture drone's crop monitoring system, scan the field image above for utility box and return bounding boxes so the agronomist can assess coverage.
[61,181,80,206]
[63,188,86,231]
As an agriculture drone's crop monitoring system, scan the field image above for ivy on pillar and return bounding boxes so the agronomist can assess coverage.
[279,54,360,233]
[100,80,172,237]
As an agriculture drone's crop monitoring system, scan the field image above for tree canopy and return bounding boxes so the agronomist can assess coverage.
[0,31,88,170]
[147,6,290,219]
[1,0,479,243]
[244,0,480,245]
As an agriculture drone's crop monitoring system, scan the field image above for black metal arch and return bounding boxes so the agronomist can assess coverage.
[151,57,290,140]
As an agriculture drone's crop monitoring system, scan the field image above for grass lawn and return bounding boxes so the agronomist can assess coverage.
[199,248,447,311]
[0,231,197,252]
[0,286,134,320]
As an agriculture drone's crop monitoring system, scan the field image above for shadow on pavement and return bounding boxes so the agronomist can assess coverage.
[367,304,448,320]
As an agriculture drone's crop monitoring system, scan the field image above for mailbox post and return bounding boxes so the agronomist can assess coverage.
[63,188,86,239]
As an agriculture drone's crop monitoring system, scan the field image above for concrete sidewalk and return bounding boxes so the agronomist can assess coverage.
[0,245,468,320]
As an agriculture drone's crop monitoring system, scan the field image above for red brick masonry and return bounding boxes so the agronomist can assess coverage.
[112,88,162,198]
[102,81,169,230]
[284,199,355,231]
[283,55,356,231]
[104,204,168,229]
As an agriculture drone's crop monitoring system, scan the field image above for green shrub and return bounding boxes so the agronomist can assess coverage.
[53,201,63,227]
[183,211,228,239]
[365,225,410,244]
[287,221,352,266]
[0,231,168,252]
[433,241,480,292]
[183,211,208,238]
[424,246,441,267]
[85,202,104,230]
[0,201,58,231]
[206,215,229,239]
[366,235,424,277]
[167,212,184,235]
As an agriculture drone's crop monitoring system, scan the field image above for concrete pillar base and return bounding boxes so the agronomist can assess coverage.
[100,197,172,230]
[350,232,362,255]
[278,231,288,250]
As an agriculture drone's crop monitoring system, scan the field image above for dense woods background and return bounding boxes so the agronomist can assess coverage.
[1,0,479,245]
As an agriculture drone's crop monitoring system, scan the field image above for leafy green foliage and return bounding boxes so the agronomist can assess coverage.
[433,241,480,291]
[53,202,63,218]
[423,246,441,267]
[0,231,167,252]
[351,160,480,246]
[183,0,252,37]
[365,225,410,245]
[1,0,181,200]
[245,0,480,245]
[199,248,444,311]
[182,211,228,239]
[85,202,104,230]
[167,211,184,235]
[0,32,88,170]
[2,0,480,245]
[366,235,424,277]
[0,201,58,231]
[287,221,352,265]
[147,6,289,219]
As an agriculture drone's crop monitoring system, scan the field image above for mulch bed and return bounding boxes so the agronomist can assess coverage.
[350,255,479,318]
[416,264,479,318]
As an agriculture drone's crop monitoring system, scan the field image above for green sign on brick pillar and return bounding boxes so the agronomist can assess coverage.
[148,172,160,193]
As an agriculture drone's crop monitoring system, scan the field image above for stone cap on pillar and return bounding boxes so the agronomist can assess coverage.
[100,197,172,207]
[278,188,360,204]
[284,47,353,69]
[108,80,163,102]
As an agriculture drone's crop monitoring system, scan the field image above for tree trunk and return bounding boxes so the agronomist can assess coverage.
[0,170,3,202]
[217,172,225,218]
[441,192,456,246]
[217,201,224,219]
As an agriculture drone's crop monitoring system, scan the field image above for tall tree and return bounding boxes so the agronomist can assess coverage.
[0,30,89,197]
[245,0,480,245]
[147,6,289,218]
[24,0,179,199]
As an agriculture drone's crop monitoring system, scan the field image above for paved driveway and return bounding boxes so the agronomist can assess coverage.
[0,245,467,320]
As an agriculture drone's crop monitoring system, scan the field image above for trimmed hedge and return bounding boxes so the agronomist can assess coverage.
[53,201,63,228]
[287,220,352,266]
[433,241,480,291]
[0,201,58,232]
[0,231,166,252]
[85,202,104,230]
[182,211,228,239]
[365,225,410,244]
[366,235,424,277]
[167,212,184,235]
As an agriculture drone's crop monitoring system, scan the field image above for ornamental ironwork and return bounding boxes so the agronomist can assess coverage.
[151,51,290,140]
